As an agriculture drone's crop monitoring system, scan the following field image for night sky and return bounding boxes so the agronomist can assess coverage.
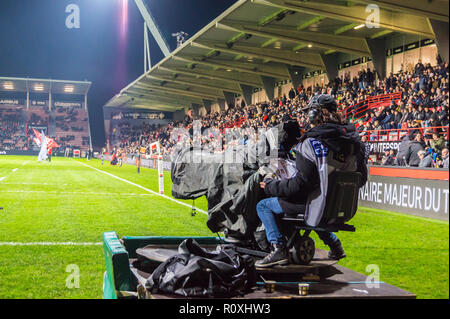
[0,0,237,147]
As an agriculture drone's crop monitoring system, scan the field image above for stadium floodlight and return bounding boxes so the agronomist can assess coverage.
[3,82,14,90]
[172,31,189,48]
[34,84,44,91]
[64,85,74,93]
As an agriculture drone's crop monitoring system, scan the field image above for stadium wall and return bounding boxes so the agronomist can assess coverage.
[0,150,38,156]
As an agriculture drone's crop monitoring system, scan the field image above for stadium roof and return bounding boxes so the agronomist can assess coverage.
[0,77,92,95]
[105,0,449,112]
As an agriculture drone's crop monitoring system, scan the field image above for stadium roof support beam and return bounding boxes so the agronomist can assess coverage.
[320,53,339,83]
[223,91,236,109]
[239,84,253,106]
[113,95,183,111]
[155,67,244,92]
[296,16,325,31]
[49,82,52,111]
[127,103,179,112]
[202,99,213,113]
[117,92,187,108]
[173,109,186,121]
[134,0,171,57]
[159,66,262,87]
[261,76,276,101]
[217,21,371,56]
[287,66,306,90]
[252,0,436,38]
[124,87,204,105]
[192,41,325,69]
[140,79,227,99]
[366,37,387,79]
[218,98,227,111]
[191,103,202,117]
[125,92,198,108]
[135,83,223,100]
[146,74,241,94]
[26,81,29,110]
[429,19,450,63]
[173,55,289,79]
[349,0,449,23]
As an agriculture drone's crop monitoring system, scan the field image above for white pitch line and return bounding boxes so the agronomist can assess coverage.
[76,161,208,215]
[2,183,74,186]
[1,190,156,197]
[0,242,102,246]
[0,167,20,183]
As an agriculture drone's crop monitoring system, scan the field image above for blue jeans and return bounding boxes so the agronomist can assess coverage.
[256,197,340,247]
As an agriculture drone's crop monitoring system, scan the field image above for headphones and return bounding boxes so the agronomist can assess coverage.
[308,108,323,126]
[306,94,338,126]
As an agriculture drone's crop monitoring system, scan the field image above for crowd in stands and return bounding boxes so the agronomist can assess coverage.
[112,122,171,155]
[0,105,90,152]
[109,59,449,169]
[0,107,27,151]
[54,107,90,150]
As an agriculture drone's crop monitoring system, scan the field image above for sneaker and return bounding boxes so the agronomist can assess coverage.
[328,242,346,260]
[255,243,289,268]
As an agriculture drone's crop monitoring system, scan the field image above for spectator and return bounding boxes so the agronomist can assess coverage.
[406,133,426,167]
[418,150,433,168]
[381,149,396,166]
[414,59,425,76]
[441,148,449,168]
[361,135,371,163]
[429,132,446,152]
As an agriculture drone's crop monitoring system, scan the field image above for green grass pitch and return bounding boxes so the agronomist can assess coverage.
[0,155,448,299]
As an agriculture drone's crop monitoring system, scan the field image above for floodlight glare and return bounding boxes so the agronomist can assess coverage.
[3,82,14,90]
[64,86,75,93]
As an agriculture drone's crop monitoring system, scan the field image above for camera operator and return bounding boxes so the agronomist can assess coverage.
[255,94,368,268]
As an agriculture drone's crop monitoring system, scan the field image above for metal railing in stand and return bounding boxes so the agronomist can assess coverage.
[358,126,449,142]
[341,92,402,121]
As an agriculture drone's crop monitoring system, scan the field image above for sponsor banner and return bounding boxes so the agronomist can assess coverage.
[369,141,401,153]
[420,39,435,47]
[0,99,20,105]
[404,41,419,51]
[54,101,83,108]
[31,100,48,107]
[359,174,449,221]
[0,150,39,156]
[393,45,404,55]
[111,111,172,121]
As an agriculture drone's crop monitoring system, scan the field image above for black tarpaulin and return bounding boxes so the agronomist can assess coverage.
[170,121,300,247]
[146,239,256,298]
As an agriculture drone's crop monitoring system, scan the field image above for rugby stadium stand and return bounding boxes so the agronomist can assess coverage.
[103,0,449,168]
[0,77,92,154]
